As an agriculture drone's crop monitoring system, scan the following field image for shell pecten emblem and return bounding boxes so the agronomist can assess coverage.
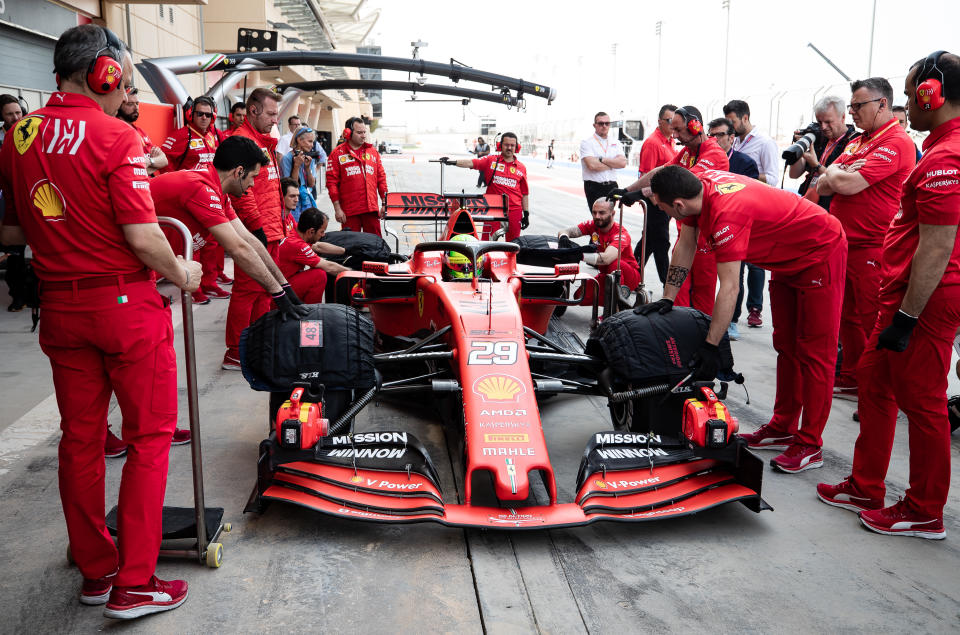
[473,374,525,403]
[30,180,66,221]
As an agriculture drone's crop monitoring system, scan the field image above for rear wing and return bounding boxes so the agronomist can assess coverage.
[384,192,509,222]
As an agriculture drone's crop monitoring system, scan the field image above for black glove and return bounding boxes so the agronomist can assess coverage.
[688,341,721,381]
[621,190,645,206]
[606,188,628,201]
[251,227,268,248]
[876,310,918,352]
[521,210,530,230]
[635,297,673,315]
[281,283,306,308]
[439,156,455,165]
[580,243,597,254]
[557,234,574,249]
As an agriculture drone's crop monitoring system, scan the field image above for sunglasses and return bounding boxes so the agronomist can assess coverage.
[194,111,214,119]
[595,121,611,126]
[848,98,882,112]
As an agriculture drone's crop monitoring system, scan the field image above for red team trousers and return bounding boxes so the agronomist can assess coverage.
[766,243,847,448]
[481,209,522,242]
[196,240,220,291]
[343,212,382,236]
[38,279,177,587]
[836,245,883,385]
[850,285,960,518]
[288,268,328,304]
[225,241,277,356]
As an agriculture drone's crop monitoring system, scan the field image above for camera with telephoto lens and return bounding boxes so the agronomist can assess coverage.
[782,122,823,164]
[294,149,321,159]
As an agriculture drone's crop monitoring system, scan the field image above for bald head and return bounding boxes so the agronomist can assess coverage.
[591,197,616,229]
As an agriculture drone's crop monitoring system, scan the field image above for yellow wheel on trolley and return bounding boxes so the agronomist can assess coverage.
[205,542,223,568]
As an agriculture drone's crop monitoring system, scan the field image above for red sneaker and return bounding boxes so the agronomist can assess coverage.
[104,430,128,459]
[859,500,946,540]
[202,284,231,300]
[103,575,188,620]
[222,351,242,371]
[739,423,794,451]
[747,307,763,327]
[80,571,116,605]
[191,290,211,305]
[833,380,858,402]
[170,428,192,445]
[817,478,883,513]
[771,444,823,473]
[216,273,234,285]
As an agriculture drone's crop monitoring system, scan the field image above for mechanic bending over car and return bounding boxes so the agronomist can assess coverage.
[277,207,349,303]
[443,131,530,240]
[557,197,641,306]
[151,136,311,322]
[641,166,847,475]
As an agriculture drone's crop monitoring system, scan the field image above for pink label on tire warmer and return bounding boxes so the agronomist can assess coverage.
[300,320,323,347]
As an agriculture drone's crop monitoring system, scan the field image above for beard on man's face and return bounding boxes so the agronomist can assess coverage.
[117,107,138,123]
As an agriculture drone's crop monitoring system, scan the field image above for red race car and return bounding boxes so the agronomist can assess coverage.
[242,180,770,529]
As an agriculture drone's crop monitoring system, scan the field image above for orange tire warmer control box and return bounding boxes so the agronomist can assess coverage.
[276,387,329,449]
[682,386,739,449]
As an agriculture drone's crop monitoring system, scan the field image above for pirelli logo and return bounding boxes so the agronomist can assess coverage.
[483,434,529,443]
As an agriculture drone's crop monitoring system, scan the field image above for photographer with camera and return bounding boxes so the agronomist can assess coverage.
[281,126,324,222]
[785,96,856,211]
[817,78,917,400]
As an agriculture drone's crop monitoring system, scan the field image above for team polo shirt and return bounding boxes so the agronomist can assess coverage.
[638,127,677,175]
[277,225,323,279]
[161,124,218,172]
[576,220,640,278]
[880,118,960,295]
[131,124,155,154]
[669,137,730,174]
[0,92,157,281]
[829,118,916,247]
[472,154,529,213]
[150,167,237,255]
[682,170,844,275]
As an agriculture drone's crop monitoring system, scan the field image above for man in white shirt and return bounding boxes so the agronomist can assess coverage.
[579,111,627,211]
[275,115,302,162]
[723,99,780,328]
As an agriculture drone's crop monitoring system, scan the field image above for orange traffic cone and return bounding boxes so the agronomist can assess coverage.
[411,155,415,164]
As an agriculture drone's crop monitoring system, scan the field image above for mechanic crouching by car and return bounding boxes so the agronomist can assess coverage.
[0,24,201,619]
[326,116,388,236]
[277,207,349,304]
[558,197,640,307]
[817,78,916,402]
[445,131,530,240]
[818,51,960,540]
[643,166,847,474]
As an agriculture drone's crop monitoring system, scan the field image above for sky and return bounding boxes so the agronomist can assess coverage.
[364,0,959,143]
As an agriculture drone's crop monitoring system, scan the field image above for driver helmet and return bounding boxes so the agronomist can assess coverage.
[443,233,485,280]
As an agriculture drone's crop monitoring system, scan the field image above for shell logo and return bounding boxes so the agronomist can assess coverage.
[594,479,607,489]
[473,374,525,403]
[350,474,362,484]
[30,180,66,221]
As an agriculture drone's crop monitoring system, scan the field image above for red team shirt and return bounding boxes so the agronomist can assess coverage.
[131,124,155,154]
[161,124,218,172]
[0,92,157,281]
[683,170,845,275]
[638,127,677,175]
[830,118,916,247]
[472,154,529,213]
[277,226,323,280]
[881,117,960,294]
[150,167,237,256]
[576,220,640,278]
[670,137,730,174]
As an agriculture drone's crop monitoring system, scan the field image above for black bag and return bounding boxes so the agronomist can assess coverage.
[239,303,376,392]
[512,234,593,268]
[321,230,392,269]
[585,306,735,384]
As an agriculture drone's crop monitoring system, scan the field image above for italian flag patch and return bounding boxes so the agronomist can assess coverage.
[117,295,128,304]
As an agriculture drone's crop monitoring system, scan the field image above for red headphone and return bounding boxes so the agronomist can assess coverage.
[344,117,362,142]
[185,96,217,123]
[86,27,124,94]
[917,50,948,111]
[676,107,703,135]
[496,134,521,153]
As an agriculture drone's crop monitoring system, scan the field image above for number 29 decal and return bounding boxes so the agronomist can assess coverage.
[467,341,518,365]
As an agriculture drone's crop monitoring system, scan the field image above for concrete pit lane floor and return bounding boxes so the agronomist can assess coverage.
[1,149,959,632]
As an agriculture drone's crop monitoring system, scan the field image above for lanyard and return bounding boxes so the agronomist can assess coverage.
[594,134,610,156]
[845,120,899,157]
[819,135,844,164]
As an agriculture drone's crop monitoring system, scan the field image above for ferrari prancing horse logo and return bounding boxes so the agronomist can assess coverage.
[715,183,746,195]
[14,116,42,155]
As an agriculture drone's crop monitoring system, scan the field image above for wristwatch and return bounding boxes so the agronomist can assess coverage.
[599,157,604,166]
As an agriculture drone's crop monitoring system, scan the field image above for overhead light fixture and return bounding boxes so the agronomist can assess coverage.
[274,76,284,83]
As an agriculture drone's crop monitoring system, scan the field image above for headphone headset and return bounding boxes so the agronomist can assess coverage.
[496,134,521,153]
[86,27,124,95]
[343,117,360,142]
[916,50,948,111]
[676,107,703,136]
[185,95,217,122]
[16,95,29,118]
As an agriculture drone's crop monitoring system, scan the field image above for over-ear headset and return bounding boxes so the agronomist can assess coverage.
[87,27,124,95]
[344,117,360,142]
[917,50,947,111]
[186,95,217,122]
[496,134,521,153]
[676,107,703,136]
[16,95,29,117]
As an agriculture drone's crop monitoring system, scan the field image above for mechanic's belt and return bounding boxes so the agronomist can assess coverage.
[41,269,152,291]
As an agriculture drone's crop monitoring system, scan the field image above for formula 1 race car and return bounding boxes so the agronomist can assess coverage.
[241,180,771,529]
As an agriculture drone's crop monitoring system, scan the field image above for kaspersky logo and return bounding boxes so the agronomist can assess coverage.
[30,180,66,221]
